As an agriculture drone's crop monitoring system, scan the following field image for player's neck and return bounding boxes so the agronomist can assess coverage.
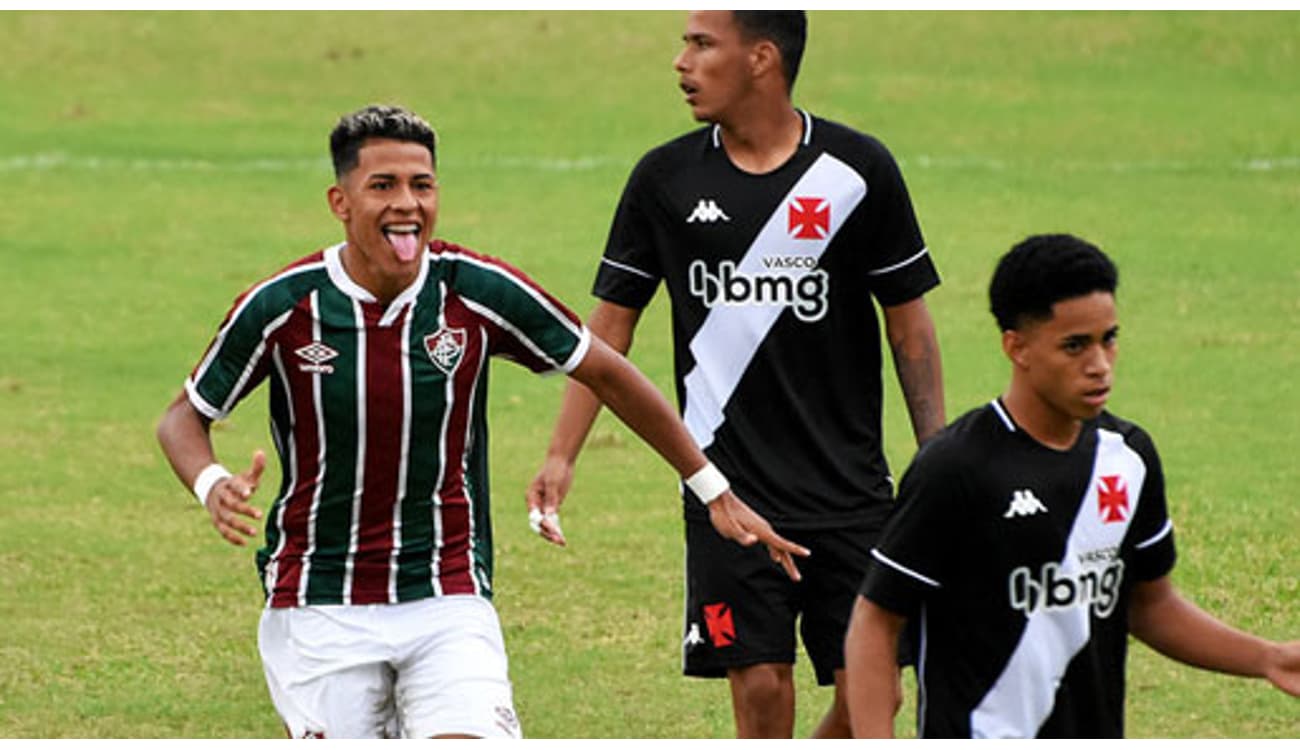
[340,242,417,307]
[1001,388,1084,452]
[716,102,802,175]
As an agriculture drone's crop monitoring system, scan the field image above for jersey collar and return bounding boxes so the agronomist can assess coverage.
[710,108,813,149]
[324,242,430,326]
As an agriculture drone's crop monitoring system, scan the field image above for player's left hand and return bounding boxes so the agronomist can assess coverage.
[707,490,810,581]
[1265,640,1300,697]
[524,454,570,546]
[204,450,265,547]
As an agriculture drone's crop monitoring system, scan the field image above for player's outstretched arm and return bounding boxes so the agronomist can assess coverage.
[844,595,905,738]
[1129,576,1300,697]
[565,335,809,578]
[157,392,265,546]
[883,297,945,446]
[527,302,642,547]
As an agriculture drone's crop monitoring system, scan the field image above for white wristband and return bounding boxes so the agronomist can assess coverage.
[193,463,233,508]
[685,462,729,505]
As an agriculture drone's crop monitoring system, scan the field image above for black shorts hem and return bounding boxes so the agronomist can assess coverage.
[683,651,795,680]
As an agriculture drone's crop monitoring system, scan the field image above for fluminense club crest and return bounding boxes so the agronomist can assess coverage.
[424,327,466,375]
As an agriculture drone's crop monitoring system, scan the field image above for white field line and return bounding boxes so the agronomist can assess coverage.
[1,151,1299,174]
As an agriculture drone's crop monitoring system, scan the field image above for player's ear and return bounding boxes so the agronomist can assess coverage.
[327,183,349,222]
[750,39,780,80]
[1002,329,1029,368]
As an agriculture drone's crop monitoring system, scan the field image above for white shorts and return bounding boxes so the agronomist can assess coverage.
[257,595,521,739]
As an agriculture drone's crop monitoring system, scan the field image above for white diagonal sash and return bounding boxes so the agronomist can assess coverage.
[682,153,866,450]
[970,429,1147,738]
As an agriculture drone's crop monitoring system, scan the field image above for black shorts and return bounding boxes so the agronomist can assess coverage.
[682,518,879,686]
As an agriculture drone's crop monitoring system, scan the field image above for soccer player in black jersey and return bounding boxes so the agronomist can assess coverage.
[528,11,945,738]
[845,234,1300,737]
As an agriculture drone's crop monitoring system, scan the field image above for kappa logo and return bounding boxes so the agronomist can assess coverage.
[686,198,731,224]
[1004,488,1048,518]
[424,327,466,374]
[295,342,338,374]
[683,622,706,649]
[703,602,736,648]
[788,196,830,239]
[1097,475,1130,524]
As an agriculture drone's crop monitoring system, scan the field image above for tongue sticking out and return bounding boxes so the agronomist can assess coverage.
[387,231,421,262]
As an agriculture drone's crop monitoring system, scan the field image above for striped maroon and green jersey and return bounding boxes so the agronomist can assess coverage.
[185,240,590,608]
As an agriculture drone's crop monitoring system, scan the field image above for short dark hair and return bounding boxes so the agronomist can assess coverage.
[732,10,807,92]
[989,234,1119,331]
[329,104,437,179]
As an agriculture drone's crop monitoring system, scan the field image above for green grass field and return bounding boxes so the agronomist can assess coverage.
[1,10,1297,738]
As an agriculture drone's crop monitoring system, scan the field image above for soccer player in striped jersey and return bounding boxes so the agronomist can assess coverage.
[156,104,807,739]
[528,10,945,739]
[845,234,1300,737]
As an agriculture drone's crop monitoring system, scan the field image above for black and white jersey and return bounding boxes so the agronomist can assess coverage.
[594,111,938,528]
[859,400,1178,738]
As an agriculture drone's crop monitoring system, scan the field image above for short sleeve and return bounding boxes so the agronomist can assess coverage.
[449,251,591,375]
[859,438,967,618]
[592,157,663,309]
[859,139,939,307]
[185,287,276,420]
[1125,430,1177,581]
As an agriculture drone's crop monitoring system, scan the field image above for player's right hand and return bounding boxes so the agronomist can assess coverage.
[525,455,572,547]
[204,450,265,547]
[707,490,810,581]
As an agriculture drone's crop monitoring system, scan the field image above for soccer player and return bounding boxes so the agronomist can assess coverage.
[155,104,807,739]
[527,11,945,738]
[844,233,1300,738]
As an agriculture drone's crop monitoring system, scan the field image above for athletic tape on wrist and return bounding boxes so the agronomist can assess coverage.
[685,462,729,505]
[193,463,233,507]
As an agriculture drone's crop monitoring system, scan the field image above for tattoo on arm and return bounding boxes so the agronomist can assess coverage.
[892,333,945,446]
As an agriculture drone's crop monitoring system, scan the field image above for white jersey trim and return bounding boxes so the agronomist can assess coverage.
[711,109,812,149]
[867,245,930,277]
[1136,518,1174,550]
[560,327,593,375]
[872,548,942,589]
[600,256,656,280]
[298,290,329,608]
[341,297,368,605]
[388,307,415,603]
[990,399,1017,433]
[448,250,586,341]
[324,243,431,328]
[461,297,566,374]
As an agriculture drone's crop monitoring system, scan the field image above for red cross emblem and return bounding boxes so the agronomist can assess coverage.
[703,602,736,648]
[1097,475,1129,524]
[788,196,830,240]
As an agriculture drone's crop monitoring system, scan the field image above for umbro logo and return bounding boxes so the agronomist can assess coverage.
[686,198,730,224]
[295,342,338,374]
[1004,489,1047,518]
